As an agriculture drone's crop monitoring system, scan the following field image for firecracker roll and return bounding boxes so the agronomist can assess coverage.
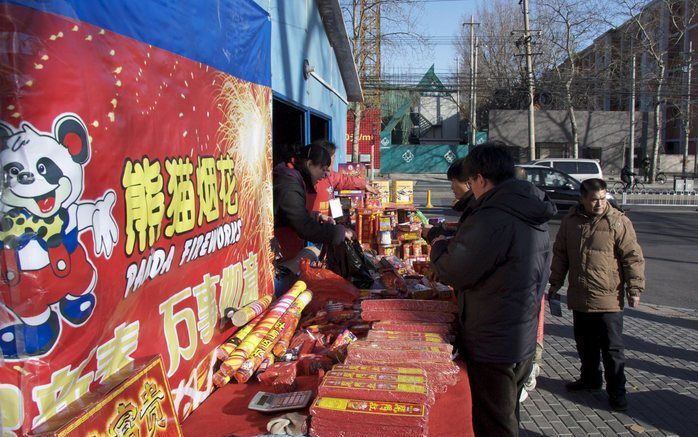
[318,377,433,405]
[347,340,453,363]
[310,396,428,430]
[220,281,306,376]
[366,330,449,343]
[310,418,427,437]
[357,339,453,354]
[361,309,455,323]
[272,290,314,357]
[232,294,274,326]
[234,290,313,382]
[361,299,458,314]
[372,321,452,335]
[216,310,268,360]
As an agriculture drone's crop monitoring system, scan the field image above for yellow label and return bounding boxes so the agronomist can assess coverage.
[396,375,425,384]
[315,397,349,411]
[396,383,427,394]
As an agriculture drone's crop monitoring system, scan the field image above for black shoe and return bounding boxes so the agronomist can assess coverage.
[565,379,602,392]
[609,394,628,411]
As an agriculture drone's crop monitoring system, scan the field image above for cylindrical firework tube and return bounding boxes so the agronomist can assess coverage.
[234,290,313,382]
[232,294,273,327]
[220,281,307,376]
[216,310,268,360]
[272,290,313,357]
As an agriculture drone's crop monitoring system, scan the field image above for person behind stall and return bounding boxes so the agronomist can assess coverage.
[422,157,476,243]
[429,144,556,437]
[308,140,379,222]
[273,144,354,291]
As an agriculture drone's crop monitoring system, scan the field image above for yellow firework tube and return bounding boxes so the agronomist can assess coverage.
[272,290,313,357]
[216,309,268,361]
[220,281,306,376]
[234,290,313,382]
[232,294,273,327]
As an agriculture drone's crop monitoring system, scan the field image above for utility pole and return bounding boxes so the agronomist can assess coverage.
[682,42,692,176]
[522,0,536,160]
[464,16,479,146]
[629,54,636,181]
[472,37,479,146]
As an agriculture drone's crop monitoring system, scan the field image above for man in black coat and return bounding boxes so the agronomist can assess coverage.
[430,145,556,437]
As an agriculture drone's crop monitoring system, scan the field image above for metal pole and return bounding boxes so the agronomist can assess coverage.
[469,15,476,146]
[522,0,536,160]
[683,42,692,177]
[630,55,636,182]
[473,36,478,146]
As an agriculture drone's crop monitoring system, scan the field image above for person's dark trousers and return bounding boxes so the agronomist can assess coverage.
[572,310,627,397]
[466,356,534,437]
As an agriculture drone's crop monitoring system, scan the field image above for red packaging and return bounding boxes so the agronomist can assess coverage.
[298,354,334,375]
[355,339,453,354]
[361,299,457,314]
[372,321,453,334]
[346,342,452,365]
[311,418,427,437]
[310,396,427,428]
[257,361,298,392]
[366,330,447,343]
[310,414,427,437]
[318,377,433,405]
[323,370,427,385]
[361,309,455,323]
[299,259,359,313]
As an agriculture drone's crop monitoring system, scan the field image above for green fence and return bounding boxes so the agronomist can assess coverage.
[379,144,471,173]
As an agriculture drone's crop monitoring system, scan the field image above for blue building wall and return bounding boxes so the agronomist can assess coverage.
[254,0,350,164]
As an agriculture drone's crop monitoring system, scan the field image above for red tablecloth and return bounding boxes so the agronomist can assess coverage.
[181,361,473,437]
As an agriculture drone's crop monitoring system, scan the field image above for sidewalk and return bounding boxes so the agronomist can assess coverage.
[521,292,698,437]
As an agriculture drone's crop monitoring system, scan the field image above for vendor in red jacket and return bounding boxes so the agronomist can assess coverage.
[273,144,354,261]
[308,140,379,220]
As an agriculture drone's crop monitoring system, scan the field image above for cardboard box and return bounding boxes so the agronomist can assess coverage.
[337,163,367,179]
[31,356,182,437]
[392,180,414,204]
[372,180,391,205]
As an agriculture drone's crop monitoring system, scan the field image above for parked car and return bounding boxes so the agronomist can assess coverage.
[516,164,615,212]
[528,158,603,182]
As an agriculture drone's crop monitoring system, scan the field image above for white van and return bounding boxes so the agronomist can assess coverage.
[529,158,603,182]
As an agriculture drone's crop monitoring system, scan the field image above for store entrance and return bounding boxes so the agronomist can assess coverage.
[272,98,305,166]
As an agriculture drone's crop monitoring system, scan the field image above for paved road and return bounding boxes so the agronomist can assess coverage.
[411,177,698,310]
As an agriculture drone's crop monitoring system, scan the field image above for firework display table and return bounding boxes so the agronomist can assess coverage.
[181,360,473,437]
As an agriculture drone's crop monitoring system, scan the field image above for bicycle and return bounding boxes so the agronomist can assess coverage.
[655,171,667,184]
[612,179,646,192]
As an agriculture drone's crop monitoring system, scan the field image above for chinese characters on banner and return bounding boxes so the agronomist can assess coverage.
[0,1,273,434]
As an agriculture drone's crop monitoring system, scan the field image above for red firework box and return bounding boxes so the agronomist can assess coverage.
[365,330,448,343]
[352,339,453,355]
[323,370,426,386]
[310,396,428,430]
[361,309,456,323]
[371,321,453,335]
[342,358,460,394]
[361,299,458,314]
[318,377,433,406]
[310,419,427,437]
[30,356,181,437]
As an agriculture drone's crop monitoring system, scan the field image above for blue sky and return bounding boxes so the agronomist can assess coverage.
[382,0,477,78]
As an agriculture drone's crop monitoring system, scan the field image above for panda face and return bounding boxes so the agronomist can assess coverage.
[1,115,89,218]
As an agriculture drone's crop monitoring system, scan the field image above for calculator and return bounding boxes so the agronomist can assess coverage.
[247,390,313,413]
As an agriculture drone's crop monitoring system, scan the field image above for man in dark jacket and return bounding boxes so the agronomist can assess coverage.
[430,145,556,437]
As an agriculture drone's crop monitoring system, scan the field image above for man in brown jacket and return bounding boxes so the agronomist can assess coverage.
[549,178,645,411]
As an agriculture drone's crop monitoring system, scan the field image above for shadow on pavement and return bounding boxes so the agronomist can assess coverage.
[625,308,698,331]
[535,376,698,436]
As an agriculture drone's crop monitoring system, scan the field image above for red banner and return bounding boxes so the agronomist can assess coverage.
[0,4,273,435]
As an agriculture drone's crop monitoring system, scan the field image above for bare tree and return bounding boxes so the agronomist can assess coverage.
[536,0,609,158]
[610,0,692,182]
[341,0,428,162]
[454,0,529,132]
